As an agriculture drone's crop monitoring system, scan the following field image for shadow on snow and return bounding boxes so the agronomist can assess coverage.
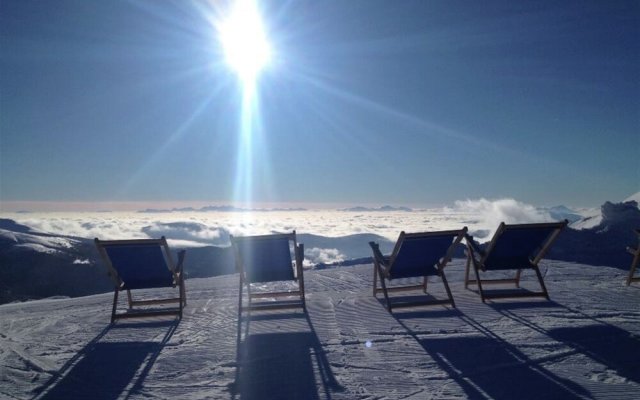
[33,320,178,400]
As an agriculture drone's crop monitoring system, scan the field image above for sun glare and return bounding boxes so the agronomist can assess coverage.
[214,0,275,213]
[219,0,272,82]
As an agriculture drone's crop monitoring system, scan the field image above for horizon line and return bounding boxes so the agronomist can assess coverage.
[0,200,442,213]
[0,198,606,213]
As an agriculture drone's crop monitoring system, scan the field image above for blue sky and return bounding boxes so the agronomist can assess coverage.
[1,0,638,210]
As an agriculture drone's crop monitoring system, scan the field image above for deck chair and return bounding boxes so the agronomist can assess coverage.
[369,228,467,313]
[95,237,186,323]
[626,229,640,286]
[464,221,567,302]
[232,231,305,314]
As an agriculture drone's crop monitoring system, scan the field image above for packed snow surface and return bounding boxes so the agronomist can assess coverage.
[1,260,639,399]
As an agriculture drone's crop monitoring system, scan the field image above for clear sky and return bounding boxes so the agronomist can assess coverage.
[1,0,638,211]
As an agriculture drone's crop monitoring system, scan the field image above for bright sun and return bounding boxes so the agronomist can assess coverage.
[219,0,272,82]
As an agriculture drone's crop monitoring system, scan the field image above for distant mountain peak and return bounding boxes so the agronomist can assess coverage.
[138,205,307,213]
[340,205,412,212]
[542,206,582,223]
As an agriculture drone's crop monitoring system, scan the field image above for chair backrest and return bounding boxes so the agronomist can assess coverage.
[387,229,466,279]
[482,221,567,270]
[232,232,297,283]
[95,237,176,289]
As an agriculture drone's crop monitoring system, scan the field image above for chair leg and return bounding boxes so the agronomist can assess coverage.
[178,278,184,319]
[237,275,248,341]
[126,290,133,309]
[111,289,119,324]
[515,269,522,288]
[464,255,471,289]
[237,273,245,316]
[532,265,550,300]
[236,274,245,349]
[377,266,392,313]
[373,263,379,297]
[440,270,455,308]
[299,273,307,312]
[473,263,487,303]
[627,253,639,286]
[181,277,187,307]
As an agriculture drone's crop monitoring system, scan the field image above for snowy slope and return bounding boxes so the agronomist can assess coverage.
[624,191,640,204]
[2,260,639,399]
[570,208,603,230]
[571,192,639,230]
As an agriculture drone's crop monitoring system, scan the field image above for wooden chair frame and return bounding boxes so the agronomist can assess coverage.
[464,221,567,302]
[369,228,467,313]
[95,237,186,323]
[626,229,640,286]
[232,231,306,316]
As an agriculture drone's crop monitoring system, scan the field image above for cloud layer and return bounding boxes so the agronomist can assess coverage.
[4,199,569,255]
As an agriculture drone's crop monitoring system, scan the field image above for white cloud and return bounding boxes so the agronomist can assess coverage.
[18,216,149,241]
[305,247,345,266]
[448,198,551,240]
[142,222,228,245]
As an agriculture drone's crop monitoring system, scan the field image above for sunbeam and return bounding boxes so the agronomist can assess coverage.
[118,89,221,198]
[216,0,274,218]
[285,68,548,163]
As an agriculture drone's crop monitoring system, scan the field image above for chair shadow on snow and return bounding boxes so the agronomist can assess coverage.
[490,300,640,385]
[547,324,640,384]
[419,334,590,399]
[232,311,343,400]
[392,307,591,400]
[34,320,178,400]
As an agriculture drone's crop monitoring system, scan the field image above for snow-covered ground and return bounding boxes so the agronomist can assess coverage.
[2,259,638,399]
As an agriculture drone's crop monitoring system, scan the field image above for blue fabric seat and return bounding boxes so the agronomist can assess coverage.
[464,221,567,302]
[95,237,186,322]
[232,231,305,314]
[369,228,467,313]
[233,236,296,283]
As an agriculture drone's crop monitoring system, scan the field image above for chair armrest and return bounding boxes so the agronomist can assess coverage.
[464,234,487,272]
[464,234,484,258]
[176,249,186,275]
[295,243,304,280]
[368,242,389,267]
[369,242,391,272]
[295,243,304,264]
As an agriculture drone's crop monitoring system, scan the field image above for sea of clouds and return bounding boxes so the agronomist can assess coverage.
[4,198,579,248]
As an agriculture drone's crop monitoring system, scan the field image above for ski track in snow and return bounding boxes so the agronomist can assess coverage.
[1,259,639,399]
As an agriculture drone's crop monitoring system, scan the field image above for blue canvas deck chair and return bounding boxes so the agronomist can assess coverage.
[232,231,306,314]
[95,237,186,323]
[626,229,640,286]
[369,228,467,313]
[464,221,567,302]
